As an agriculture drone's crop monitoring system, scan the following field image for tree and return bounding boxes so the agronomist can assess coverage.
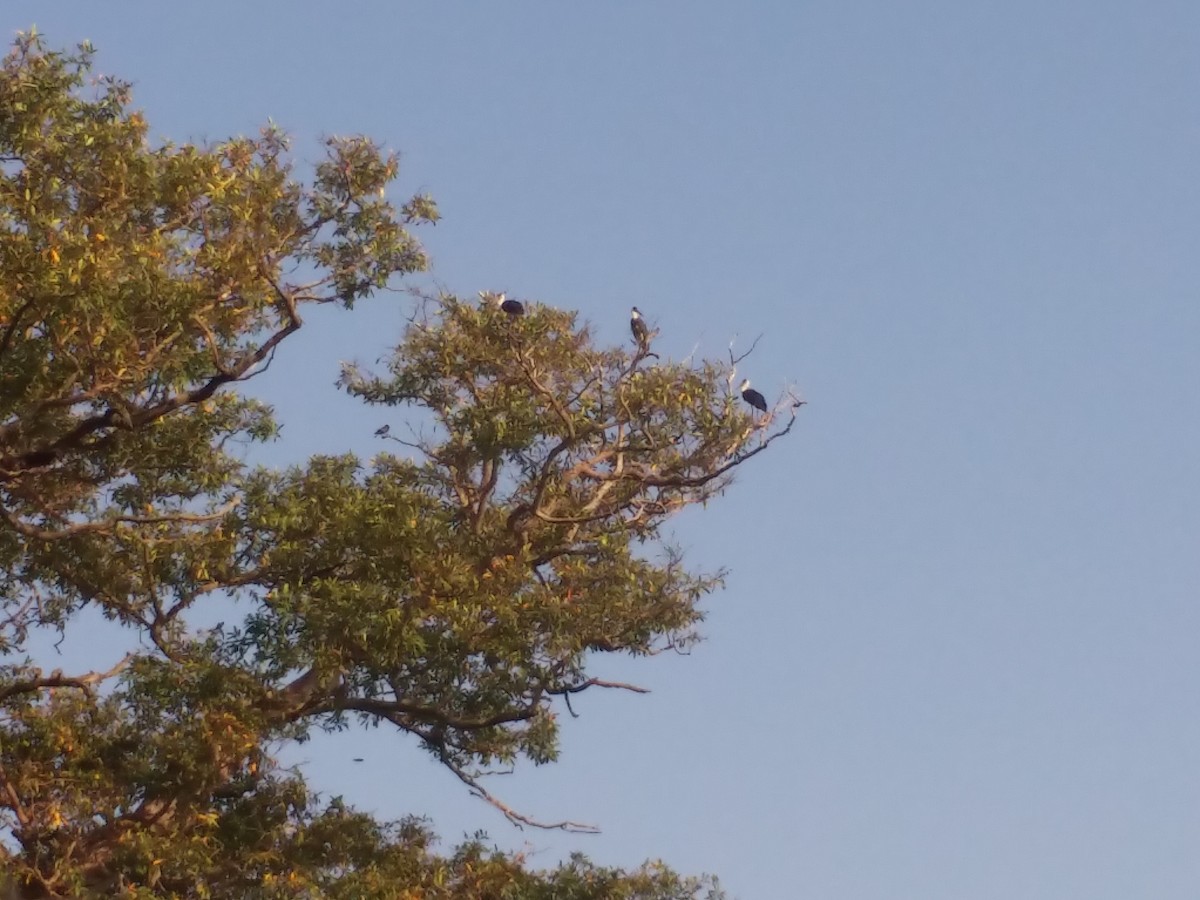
[0,32,799,898]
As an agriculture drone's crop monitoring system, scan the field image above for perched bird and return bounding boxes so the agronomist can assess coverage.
[479,290,524,316]
[499,295,525,316]
[740,379,768,413]
[374,424,390,437]
[630,306,650,347]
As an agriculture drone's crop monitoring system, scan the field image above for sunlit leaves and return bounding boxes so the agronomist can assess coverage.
[0,32,774,898]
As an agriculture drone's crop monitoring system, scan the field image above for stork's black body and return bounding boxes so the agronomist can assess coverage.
[630,306,649,346]
[740,379,768,413]
[479,291,524,316]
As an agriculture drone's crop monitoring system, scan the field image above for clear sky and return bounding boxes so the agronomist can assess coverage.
[9,2,1200,897]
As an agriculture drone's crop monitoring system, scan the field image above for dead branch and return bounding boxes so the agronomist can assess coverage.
[0,653,133,704]
[548,677,649,697]
[728,333,763,368]
[434,744,599,833]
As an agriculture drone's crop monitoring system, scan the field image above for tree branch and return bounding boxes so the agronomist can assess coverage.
[0,654,134,704]
[305,694,537,731]
[553,677,649,695]
[0,296,37,367]
[728,332,763,368]
[0,272,302,484]
[430,738,599,833]
[0,498,240,542]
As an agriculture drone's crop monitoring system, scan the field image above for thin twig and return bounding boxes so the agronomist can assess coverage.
[438,749,599,833]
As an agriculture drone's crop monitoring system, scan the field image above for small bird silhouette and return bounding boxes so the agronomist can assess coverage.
[375,424,390,437]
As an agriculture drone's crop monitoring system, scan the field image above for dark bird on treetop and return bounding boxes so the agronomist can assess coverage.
[374,424,390,437]
[630,306,650,346]
[740,379,768,413]
[479,290,524,316]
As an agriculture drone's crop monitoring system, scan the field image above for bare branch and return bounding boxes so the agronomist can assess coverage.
[0,763,31,830]
[551,409,797,495]
[548,678,650,696]
[728,333,763,368]
[434,745,599,834]
[0,498,240,542]
[0,654,133,704]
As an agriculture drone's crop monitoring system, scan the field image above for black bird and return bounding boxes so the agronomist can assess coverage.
[630,306,649,347]
[479,290,524,316]
[374,424,390,437]
[740,379,768,413]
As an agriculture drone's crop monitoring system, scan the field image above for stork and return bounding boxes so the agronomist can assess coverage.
[740,379,768,413]
[479,290,524,316]
[630,306,650,347]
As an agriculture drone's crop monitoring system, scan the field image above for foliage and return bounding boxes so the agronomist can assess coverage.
[0,31,795,898]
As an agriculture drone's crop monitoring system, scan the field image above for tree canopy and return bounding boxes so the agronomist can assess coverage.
[0,32,799,898]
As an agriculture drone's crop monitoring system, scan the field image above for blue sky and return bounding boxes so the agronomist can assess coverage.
[10,2,1200,897]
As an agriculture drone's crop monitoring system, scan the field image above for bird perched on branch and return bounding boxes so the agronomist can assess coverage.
[630,306,650,348]
[374,424,390,437]
[481,290,524,316]
[739,379,768,413]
